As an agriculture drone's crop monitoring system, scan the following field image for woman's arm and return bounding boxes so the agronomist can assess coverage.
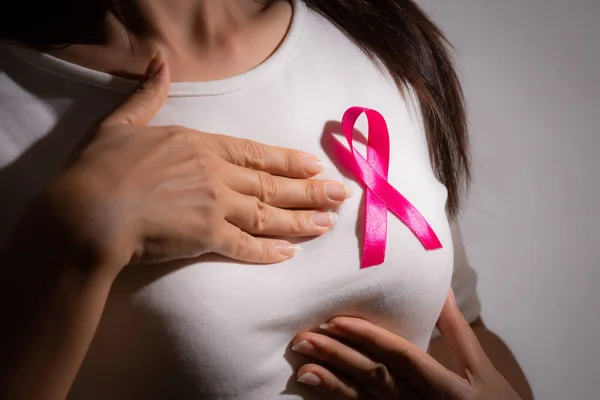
[0,58,348,399]
[292,291,528,399]
[435,223,533,398]
[430,319,534,399]
[0,204,117,400]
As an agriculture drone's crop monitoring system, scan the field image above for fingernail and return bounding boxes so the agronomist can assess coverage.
[304,157,327,175]
[276,241,301,257]
[310,212,337,228]
[448,289,457,306]
[344,184,354,198]
[319,323,335,330]
[292,340,315,354]
[297,372,322,387]
[325,182,353,201]
[145,54,164,78]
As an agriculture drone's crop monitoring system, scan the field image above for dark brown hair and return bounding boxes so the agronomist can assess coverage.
[307,1,470,217]
[0,0,469,216]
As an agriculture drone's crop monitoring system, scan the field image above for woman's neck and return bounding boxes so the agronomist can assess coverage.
[113,0,267,49]
[49,0,292,82]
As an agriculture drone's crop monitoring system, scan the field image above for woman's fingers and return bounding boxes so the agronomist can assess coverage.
[292,334,417,400]
[102,56,170,127]
[224,190,337,237]
[213,222,299,264]
[212,135,327,178]
[436,290,492,375]
[296,363,374,400]
[224,164,351,209]
[320,317,470,399]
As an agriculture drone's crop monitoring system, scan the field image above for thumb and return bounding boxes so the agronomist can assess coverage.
[102,55,170,127]
[436,289,489,375]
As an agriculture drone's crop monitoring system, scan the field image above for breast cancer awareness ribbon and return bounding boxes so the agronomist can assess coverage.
[331,107,443,268]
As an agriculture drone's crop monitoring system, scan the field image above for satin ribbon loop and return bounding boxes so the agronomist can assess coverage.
[332,107,443,268]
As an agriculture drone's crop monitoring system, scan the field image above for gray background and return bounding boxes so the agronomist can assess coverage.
[417,1,600,399]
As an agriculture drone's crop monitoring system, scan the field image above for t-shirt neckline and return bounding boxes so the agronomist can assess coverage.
[4,0,305,97]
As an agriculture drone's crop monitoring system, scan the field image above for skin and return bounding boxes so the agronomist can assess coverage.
[0,1,532,398]
[292,291,534,399]
[0,58,348,399]
[429,319,534,399]
[50,0,294,82]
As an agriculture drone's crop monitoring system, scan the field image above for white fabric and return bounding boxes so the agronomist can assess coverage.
[0,1,480,398]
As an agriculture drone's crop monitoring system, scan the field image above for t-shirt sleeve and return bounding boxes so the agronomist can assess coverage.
[431,219,482,338]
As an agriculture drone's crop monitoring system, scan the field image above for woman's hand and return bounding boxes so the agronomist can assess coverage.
[291,290,522,399]
[0,57,351,398]
[37,57,349,276]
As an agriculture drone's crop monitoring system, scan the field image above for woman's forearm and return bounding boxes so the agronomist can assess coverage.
[429,319,534,399]
[0,213,117,400]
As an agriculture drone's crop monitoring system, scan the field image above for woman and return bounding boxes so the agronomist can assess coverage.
[0,0,531,398]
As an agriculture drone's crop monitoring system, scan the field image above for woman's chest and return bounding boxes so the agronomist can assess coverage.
[129,88,455,345]
[73,191,453,398]
[2,76,455,398]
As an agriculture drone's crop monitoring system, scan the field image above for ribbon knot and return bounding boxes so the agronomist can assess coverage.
[331,107,443,268]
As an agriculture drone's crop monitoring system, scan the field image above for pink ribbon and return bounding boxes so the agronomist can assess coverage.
[331,107,443,268]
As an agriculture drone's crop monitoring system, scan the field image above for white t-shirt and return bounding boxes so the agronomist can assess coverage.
[0,1,480,398]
